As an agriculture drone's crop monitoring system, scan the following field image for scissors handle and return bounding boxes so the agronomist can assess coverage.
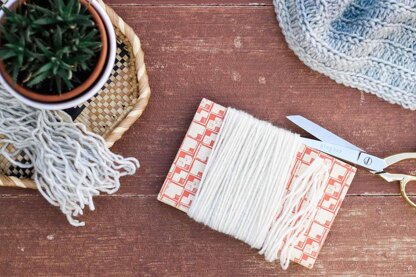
[400,175,416,208]
[378,172,416,208]
[379,152,416,208]
[384,152,416,167]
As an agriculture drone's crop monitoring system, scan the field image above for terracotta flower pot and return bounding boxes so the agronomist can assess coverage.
[0,0,108,103]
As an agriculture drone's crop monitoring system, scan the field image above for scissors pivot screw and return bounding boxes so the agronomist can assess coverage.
[364,157,372,166]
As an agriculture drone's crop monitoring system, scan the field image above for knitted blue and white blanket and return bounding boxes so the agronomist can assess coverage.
[274,0,416,110]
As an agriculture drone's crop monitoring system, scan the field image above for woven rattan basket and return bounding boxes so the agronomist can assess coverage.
[0,0,150,190]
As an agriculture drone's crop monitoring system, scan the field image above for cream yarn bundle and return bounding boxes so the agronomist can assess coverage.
[0,86,139,226]
[187,108,329,269]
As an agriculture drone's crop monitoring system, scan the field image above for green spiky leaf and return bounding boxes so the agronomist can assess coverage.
[0,0,102,94]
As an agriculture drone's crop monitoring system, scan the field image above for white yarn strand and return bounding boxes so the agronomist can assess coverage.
[260,158,329,269]
[0,87,140,226]
[187,108,329,269]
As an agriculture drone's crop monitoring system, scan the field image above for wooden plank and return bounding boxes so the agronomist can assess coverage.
[0,195,415,276]
[0,4,414,277]
[109,6,415,196]
[105,0,271,6]
[1,6,414,197]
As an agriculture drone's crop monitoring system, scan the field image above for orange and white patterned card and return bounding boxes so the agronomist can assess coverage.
[158,99,356,269]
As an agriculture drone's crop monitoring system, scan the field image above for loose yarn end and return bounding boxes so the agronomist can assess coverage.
[0,86,140,226]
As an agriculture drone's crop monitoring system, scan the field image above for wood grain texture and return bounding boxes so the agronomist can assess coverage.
[110,6,414,196]
[0,3,415,276]
[105,0,271,6]
[1,196,416,276]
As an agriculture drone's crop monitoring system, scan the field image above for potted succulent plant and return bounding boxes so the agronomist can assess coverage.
[0,0,116,110]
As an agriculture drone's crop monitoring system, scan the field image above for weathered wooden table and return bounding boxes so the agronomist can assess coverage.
[1,0,415,276]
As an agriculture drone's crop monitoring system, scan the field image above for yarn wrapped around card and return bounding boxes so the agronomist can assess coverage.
[187,108,330,269]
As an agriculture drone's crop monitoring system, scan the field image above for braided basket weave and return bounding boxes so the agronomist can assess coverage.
[0,0,151,190]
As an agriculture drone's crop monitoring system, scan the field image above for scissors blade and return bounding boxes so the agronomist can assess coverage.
[301,138,387,172]
[287,115,363,152]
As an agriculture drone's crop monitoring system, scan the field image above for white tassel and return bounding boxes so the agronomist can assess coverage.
[260,158,329,269]
[0,86,139,226]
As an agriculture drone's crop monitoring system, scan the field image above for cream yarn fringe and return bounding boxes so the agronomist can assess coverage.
[188,108,329,269]
[0,87,139,226]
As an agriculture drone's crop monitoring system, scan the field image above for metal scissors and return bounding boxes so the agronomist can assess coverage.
[287,115,416,208]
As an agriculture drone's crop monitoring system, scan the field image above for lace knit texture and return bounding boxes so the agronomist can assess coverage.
[274,0,416,110]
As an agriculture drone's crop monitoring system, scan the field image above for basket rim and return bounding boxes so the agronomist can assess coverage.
[0,0,151,190]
